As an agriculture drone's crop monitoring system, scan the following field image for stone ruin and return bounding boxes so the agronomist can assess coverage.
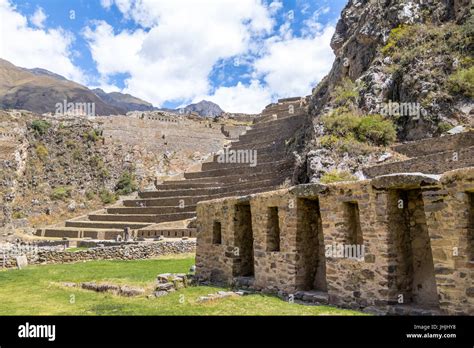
[35,98,307,240]
[195,168,474,315]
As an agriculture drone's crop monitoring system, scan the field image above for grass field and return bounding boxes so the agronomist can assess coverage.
[0,254,364,315]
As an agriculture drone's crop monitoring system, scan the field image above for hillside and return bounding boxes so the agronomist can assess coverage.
[92,88,154,113]
[0,59,122,115]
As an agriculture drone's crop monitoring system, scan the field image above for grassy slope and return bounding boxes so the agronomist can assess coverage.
[0,255,363,316]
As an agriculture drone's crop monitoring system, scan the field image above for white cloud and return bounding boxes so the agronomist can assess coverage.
[100,0,114,10]
[88,0,276,107]
[253,24,335,98]
[198,80,272,113]
[83,21,146,76]
[200,22,335,113]
[30,7,46,28]
[268,1,283,15]
[0,0,84,83]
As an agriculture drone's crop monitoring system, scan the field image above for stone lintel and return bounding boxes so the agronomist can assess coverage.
[372,173,441,190]
[289,183,328,197]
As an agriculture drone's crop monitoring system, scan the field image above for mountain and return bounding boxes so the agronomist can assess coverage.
[0,58,123,115]
[27,67,68,81]
[92,88,154,112]
[180,100,224,117]
[0,59,160,115]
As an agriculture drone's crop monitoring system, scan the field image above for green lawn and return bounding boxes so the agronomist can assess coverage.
[0,254,364,315]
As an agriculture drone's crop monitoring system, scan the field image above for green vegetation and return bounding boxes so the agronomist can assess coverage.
[381,21,473,99]
[320,170,357,184]
[99,188,117,204]
[65,139,76,149]
[50,186,73,201]
[437,122,453,134]
[12,211,25,219]
[381,24,410,56]
[85,190,95,201]
[89,156,110,179]
[321,108,396,147]
[330,78,363,107]
[35,143,49,160]
[382,23,472,67]
[30,120,51,135]
[356,114,397,146]
[319,134,373,156]
[115,172,138,196]
[84,129,101,142]
[448,66,474,98]
[0,256,363,315]
[65,247,90,253]
[324,78,395,153]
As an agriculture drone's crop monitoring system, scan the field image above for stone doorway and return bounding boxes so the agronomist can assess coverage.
[388,189,439,308]
[296,198,327,291]
[233,203,254,277]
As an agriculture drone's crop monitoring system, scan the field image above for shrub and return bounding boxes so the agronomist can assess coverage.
[12,211,25,219]
[115,172,138,195]
[89,156,104,168]
[85,129,100,142]
[35,144,49,160]
[447,67,474,98]
[381,24,412,55]
[320,170,357,184]
[30,120,51,135]
[356,114,397,146]
[437,122,453,134]
[321,108,361,137]
[330,78,362,107]
[99,189,117,204]
[322,109,397,147]
[85,190,95,201]
[51,186,72,201]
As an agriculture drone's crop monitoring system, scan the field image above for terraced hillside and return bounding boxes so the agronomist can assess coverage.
[36,99,309,240]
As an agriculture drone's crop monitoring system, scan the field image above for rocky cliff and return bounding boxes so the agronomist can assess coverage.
[296,0,473,184]
[310,0,472,140]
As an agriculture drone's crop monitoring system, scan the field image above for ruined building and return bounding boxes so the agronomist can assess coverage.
[35,98,307,240]
[195,167,473,315]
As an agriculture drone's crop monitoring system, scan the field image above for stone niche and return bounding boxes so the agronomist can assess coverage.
[196,168,474,315]
[385,188,438,308]
[296,198,326,292]
[233,203,254,278]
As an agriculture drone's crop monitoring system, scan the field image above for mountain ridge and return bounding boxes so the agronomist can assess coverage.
[0,59,226,117]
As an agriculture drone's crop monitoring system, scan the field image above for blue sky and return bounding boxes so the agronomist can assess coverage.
[0,0,347,112]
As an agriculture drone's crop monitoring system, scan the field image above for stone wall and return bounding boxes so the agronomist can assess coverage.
[363,146,474,178]
[1,240,195,268]
[392,131,474,158]
[196,168,474,315]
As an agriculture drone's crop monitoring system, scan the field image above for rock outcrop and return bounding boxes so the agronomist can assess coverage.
[309,0,472,140]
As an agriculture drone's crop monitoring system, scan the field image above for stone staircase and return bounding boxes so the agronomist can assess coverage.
[363,130,474,178]
[35,99,308,240]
